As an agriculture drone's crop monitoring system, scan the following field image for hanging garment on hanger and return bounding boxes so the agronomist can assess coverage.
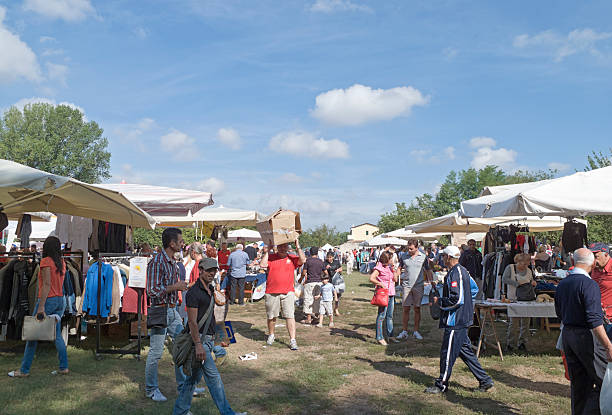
[82,261,114,317]
[18,215,32,249]
[562,221,588,253]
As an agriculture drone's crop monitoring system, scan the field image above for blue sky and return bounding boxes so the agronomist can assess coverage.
[1,0,612,230]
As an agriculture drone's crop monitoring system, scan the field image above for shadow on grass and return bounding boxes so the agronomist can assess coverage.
[330,327,369,343]
[486,368,569,398]
[355,357,521,415]
[231,320,267,343]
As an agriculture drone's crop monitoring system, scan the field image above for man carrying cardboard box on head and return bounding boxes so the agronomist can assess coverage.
[258,210,306,350]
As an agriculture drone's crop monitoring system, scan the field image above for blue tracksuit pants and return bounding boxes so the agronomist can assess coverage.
[435,327,492,391]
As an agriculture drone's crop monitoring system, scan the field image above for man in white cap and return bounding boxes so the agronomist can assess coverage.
[425,245,493,394]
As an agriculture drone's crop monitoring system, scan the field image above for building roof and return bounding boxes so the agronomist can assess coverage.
[350,222,379,229]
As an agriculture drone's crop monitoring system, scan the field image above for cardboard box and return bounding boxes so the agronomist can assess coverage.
[256,209,302,247]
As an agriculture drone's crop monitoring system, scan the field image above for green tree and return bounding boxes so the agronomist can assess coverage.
[416,166,555,217]
[0,103,111,183]
[379,165,555,232]
[583,148,612,243]
[299,224,349,248]
[133,227,199,249]
[585,148,612,171]
[377,202,434,234]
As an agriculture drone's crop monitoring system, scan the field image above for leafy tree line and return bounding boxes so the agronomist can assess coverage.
[377,166,555,234]
[378,149,612,244]
[0,103,111,183]
[298,224,349,248]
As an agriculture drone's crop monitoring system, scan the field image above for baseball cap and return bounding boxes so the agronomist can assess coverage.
[442,246,461,259]
[199,257,218,270]
[589,242,610,254]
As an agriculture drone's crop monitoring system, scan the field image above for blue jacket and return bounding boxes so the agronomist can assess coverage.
[439,263,479,329]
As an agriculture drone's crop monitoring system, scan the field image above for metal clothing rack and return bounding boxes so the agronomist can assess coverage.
[91,252,148,360]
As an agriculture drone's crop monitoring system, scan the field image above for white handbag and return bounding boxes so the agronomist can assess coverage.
[22,315,57,341]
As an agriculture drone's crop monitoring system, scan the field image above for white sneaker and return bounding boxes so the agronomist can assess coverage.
[266,334,275,345]
[413,331,423,340]
[396,330,409,340]
[289,339,299,351]
[148,389,167,402]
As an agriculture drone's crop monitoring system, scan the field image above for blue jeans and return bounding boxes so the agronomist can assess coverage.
[21,297,68,374]
[173,336,234,415]
[376,296,394,340]
[145,307,187,394]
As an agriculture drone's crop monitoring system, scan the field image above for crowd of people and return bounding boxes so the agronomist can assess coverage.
[5,228,612,414]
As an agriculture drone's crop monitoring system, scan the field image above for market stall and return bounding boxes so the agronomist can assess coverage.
[226,228,262,243]
[97,183,213,216]
[460,166,612,218]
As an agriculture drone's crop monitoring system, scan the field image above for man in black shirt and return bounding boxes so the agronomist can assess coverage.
[459,239,483,281]
[173,258,245,415]
[555,248,612,415]
[244,243,258,261]
[300,247,325,324]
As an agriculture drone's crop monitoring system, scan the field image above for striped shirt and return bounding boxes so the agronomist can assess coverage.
[147,249,179,306]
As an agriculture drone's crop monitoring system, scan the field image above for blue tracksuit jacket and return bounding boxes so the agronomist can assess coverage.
[439,263,479,329]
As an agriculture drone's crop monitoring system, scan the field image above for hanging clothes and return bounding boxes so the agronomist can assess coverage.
[82,262,115,317]
[97,222,127,253]
[53,214,93,255]
[562,221,588,253]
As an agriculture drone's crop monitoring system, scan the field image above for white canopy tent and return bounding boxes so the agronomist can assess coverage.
[460,166,612,218]
[226,228,262,243]
[0,160,155,228]
[406,211,578,233]
[154,206,265,227]
[97,183,213,216]
[361,235,408,247]
[385,228,447,241]
[321,243,334,251]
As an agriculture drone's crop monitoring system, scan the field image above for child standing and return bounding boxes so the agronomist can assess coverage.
[316,275,337,328]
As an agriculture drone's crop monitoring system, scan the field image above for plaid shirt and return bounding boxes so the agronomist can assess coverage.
[147,249,179,306]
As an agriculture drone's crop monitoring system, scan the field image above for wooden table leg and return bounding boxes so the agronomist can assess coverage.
[487,309,504,361]
[476,306,486,358]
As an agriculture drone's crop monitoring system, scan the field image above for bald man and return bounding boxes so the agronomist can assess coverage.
[555,248,612,414]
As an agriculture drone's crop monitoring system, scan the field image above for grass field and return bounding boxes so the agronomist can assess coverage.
[0,269,571,414]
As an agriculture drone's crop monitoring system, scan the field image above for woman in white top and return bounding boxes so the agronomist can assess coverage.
[502,253,536,351]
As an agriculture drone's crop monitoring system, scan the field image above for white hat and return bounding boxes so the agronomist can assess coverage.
[442,245,461,259]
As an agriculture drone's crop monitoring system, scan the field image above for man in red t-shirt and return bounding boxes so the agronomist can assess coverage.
[217,242,230,272]
[260,239,306,350]
[590,243,612,320]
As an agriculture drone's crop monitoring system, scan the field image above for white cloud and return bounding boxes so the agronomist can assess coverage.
[469,136,517,169]
[161,129,199,161]
[278,173,305,183]
[216,127,242,150]
[12,97,85,116]
[39,36,56,43]
[46,62,68,86]
[41,48,64,57]
[444,147,456,160]
[113,118,156,152]
[548,162,570,172]
[0,7,42,83]
[310,0,372,13]
[23,0,96,22]
[133,27,148,39]
[469,136,497,148]
[269,131,349,159]
[311,84,429,126]
[513,28,612,62]
[198,177,225,195]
